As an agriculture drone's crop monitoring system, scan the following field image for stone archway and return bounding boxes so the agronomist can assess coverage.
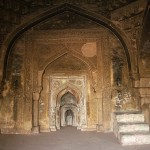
[55,90,79,130]
[60,92,78,127]
[49,75,87,131]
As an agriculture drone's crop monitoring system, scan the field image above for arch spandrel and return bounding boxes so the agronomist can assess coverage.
[41,51,96,72]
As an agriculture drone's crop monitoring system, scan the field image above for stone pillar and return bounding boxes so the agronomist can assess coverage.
[56,106,60,130]
[101,37,112,131]
[96,39,104,132]
[49,107,57,131]
[96,89,103,132]
[32,91,40,133]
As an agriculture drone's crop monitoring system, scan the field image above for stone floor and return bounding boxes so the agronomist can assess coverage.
[0,127,150,150]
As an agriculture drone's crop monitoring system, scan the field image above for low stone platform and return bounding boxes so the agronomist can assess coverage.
[118,123,149,133]
[113,111,150,145]
[120,131,150,145]
[115,112,145,123]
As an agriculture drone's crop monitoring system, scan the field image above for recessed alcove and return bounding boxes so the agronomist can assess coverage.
[48,75,87,131]
[65,109,74,126]
[60,92,77,127]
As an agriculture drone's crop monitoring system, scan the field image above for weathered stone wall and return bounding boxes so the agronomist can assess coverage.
[0,36,27,133]
[111,0,147,78]
[111,0,150,125]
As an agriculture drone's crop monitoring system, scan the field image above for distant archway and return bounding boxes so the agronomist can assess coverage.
[65,109,74,126]
[56,88,79,129]
[60,92,77,127]
[49,75,87,131]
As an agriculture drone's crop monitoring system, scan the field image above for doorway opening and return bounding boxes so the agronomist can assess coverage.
[60,92,78,128]
[65,109,73,126]
[49,75,87,131]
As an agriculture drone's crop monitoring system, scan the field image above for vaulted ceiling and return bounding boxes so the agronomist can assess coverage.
[0,0,148,47]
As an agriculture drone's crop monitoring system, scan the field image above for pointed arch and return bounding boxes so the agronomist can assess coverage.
[1,3,134,81]
[39,51,95,87]
[55,82,82,107]
[41,51,96,71]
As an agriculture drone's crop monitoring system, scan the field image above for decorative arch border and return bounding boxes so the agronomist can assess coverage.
[39,50,95,88]
[49,75,87,130]
[56,83,82,107]
[41,51,96,71]
[1,3,134,81]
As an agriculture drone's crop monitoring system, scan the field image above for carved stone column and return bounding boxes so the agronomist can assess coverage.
[101,37,112,131]
[56,106,60,130]
[96,39,104,131]
[32,91,40,133]
[49,107,56,131]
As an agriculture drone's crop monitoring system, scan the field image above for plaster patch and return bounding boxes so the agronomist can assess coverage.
[81,42,97,57]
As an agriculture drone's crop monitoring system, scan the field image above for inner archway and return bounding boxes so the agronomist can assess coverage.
[60,92,77,127]
[65,110,73,126]
[48,74,87,131]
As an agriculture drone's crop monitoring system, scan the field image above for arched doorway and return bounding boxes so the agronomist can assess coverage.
[65,110,73,126]
[49,75,87,131]
[60,92,77,127]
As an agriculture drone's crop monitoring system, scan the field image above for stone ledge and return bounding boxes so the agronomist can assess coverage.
[116,113,145,123]
[0,128,31,134]
[120,132,150,145]
[118,123,149,133]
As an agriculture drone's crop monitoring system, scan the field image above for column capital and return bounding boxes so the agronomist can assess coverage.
[32,92,40,101]
[34,86,42,93]
[32,86,42,101]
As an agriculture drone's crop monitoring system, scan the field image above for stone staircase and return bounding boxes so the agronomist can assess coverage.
[113,111,150,145]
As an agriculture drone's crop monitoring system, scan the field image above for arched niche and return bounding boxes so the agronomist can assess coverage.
[40,48,90,131]
[49,77,87,131]
[65,109,74,126]
[60,92,78,127]
[56,86,81,107]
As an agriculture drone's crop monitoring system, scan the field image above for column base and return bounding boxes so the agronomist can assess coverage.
[96,124,104,132]
[50,126,57,131]
[31,126,40,134]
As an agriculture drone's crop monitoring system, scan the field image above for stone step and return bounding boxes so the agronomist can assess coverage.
[115,111,142,115]
[118,123,149,133]
[120,132,150,145]
[115,113,145,123]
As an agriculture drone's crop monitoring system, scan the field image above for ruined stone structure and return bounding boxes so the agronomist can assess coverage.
[0,0,150,145]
